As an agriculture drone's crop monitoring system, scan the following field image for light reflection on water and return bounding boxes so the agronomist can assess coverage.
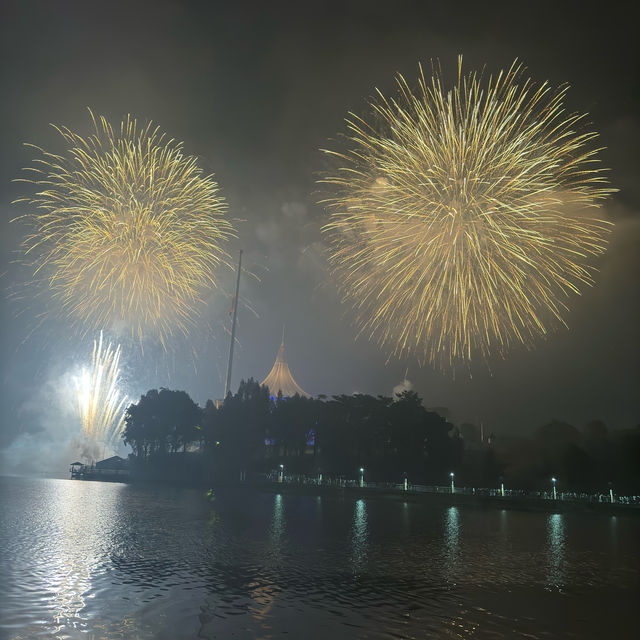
[350,498,368,574]
[444,506,460,582]
[49,482,96,632]
[1,476,639,640]
[269,493,285,547]
[499,508,507,536]
[546,513,565,589]
[249,492,285,628]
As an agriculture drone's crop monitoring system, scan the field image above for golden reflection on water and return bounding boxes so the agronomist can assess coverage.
[351,499,368,574]
[546,513,565,589]
[248,580,278,632]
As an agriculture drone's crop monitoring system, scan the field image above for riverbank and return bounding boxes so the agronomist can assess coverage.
[212,479,640,516]
[66,464,640,516]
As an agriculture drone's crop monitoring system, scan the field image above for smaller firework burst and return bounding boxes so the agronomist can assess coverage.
[14,111,235,348]
[74,331,127,447]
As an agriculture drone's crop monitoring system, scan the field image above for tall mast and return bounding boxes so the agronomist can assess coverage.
[224,249,242,398]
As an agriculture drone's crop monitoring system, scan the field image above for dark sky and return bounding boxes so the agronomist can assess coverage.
[1,0,638,464]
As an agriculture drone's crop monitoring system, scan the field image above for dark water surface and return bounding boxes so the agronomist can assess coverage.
[1,476,638,639]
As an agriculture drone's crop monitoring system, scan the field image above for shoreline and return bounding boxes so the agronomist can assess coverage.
[21,471,638,516]
[209,480,640,516]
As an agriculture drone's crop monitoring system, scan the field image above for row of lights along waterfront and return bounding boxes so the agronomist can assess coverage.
[275,466,616,503]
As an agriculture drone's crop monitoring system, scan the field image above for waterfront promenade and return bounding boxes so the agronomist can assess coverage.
[245,471,640,515]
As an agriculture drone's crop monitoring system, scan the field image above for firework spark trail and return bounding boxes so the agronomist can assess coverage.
[320,58,615,370]
[74,331,127,447]
[14,111,235,348]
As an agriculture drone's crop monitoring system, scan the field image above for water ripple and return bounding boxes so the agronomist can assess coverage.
[1,477,638,639]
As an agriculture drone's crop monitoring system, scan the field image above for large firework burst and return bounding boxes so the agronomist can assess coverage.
[74,331,127,447]
[320,59,614,369]
[14,112,234,347]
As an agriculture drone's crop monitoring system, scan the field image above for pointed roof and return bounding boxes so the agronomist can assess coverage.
[261,338,310,398]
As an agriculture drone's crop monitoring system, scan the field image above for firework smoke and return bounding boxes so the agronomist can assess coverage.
[320,58,614,369]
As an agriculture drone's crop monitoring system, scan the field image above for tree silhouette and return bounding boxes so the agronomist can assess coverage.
[212,378,271,473]
[123,388,201,460]
[122,382,638,492]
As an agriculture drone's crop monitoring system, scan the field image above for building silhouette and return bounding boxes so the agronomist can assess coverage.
[261,337,310,398]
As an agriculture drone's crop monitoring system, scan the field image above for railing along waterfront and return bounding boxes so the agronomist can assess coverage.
[262,472,640,506]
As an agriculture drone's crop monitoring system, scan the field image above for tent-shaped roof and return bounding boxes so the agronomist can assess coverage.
[261,340,310,398]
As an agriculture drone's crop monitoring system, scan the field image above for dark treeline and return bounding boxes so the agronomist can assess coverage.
[476,419,640,493]
[122,381,640,492]
[122,380,462,485]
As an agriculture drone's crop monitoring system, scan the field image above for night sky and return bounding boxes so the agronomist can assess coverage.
[1,1,638,470]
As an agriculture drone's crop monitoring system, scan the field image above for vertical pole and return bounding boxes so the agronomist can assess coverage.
[225,250,243,399]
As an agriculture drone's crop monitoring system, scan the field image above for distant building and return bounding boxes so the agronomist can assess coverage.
[261,338,310,399]
[96,456,129,474]
[69,461,84,478]
[69,455,130,482]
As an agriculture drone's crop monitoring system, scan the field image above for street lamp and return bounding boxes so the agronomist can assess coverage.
[279,463,284,484]
[500,476,505,498]
[359,467,365,488]
[608,481,614,504]
[318,469,323,484]
[450,472,455,494]
[403,472,408,492]
[551,477,557,500]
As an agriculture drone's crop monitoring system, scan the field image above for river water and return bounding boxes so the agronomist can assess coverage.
[0,476,638,639]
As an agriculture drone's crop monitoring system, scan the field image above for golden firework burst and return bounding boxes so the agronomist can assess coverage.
[14,111,234,347]
[320,58,614,369]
